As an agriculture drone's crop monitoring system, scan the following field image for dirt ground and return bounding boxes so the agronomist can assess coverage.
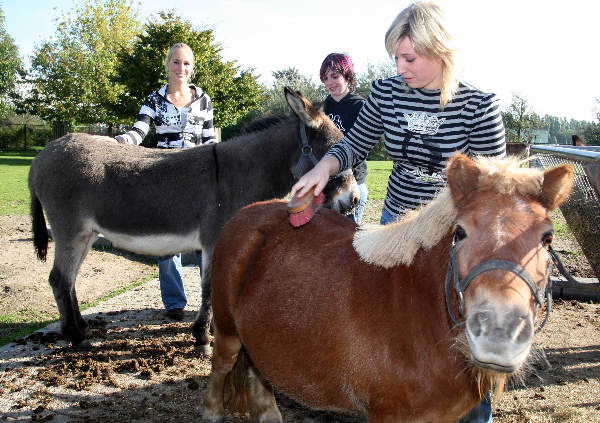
[0,209,599,422]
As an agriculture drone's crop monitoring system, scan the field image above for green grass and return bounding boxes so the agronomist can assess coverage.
[0,273,157,347]
[366,161,392,200]
[0,150,39,215]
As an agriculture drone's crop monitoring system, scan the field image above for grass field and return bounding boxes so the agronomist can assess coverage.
[0,151,395,216]
[0,150,39,215]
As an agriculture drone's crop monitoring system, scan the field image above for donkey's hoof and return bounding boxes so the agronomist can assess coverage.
[194,340,213,356]
[71,339,91,351]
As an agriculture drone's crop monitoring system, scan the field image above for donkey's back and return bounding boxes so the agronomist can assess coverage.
[29,133,217,258]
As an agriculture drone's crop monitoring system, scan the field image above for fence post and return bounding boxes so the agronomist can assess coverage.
[24,124,27,151]
[52,121,71,139]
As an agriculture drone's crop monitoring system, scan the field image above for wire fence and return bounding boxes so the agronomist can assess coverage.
[530,145,600,280]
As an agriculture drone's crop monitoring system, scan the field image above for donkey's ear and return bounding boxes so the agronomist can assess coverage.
[284,87,321,128]
[446,154,481,204]
[540,164,573,210]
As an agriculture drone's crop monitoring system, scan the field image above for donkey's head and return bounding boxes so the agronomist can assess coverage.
[446,154,573,374]
[284,87,359,214]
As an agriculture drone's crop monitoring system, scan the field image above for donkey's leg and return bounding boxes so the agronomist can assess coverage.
[193,246,214,354]
[247,366,283,423]
[203,330,242,422]
[50,232,96,346]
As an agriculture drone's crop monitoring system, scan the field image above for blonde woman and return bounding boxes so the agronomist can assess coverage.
[116,43,216,321]
[292,3,503,421]
[292,1,505,225]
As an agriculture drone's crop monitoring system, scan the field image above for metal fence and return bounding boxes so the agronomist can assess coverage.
[530,145,600,279]
[0,123,115,151]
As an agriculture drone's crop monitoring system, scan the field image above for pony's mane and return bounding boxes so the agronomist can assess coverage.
[238,114,288,135]
[353,156,545,268]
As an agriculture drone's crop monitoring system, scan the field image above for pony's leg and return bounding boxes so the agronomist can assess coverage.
[49,232,96,346]
[193,247,213,354]
[247,366,283,423]
[203,331,241,422]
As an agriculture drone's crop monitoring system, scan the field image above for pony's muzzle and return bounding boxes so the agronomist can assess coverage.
[466,302,533,373]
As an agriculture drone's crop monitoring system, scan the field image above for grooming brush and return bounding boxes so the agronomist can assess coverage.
[287,190,325,227]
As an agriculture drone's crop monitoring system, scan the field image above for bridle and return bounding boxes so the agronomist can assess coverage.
[292,122,354,181]
[293,123,319,179]
[443,232,567,334]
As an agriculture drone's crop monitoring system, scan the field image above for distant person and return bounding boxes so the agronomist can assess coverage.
[292,3,505,422]
[319,53,368,224]
[115,42,217,321]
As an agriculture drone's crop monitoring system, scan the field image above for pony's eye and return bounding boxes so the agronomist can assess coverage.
[541,231,554,247]
[454,225,467,241]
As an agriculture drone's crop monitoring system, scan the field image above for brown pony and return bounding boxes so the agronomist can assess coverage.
[203,154,573,422]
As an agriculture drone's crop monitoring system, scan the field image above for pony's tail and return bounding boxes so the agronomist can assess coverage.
[224,348,252,416]
[31,193,48,261]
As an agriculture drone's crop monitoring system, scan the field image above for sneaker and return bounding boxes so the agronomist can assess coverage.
[165,308,184,321]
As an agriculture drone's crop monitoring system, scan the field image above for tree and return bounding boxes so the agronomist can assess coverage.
[25,0,140,126]
[355,60,396,99]
[0,7,22,119]
[260,67,326,116]
[113,11,263,129]
[502,93,540,143]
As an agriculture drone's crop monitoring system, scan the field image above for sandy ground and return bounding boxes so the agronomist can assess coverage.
[0,208,599,422]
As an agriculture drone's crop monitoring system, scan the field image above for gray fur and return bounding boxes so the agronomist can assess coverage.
[29,89,358,347]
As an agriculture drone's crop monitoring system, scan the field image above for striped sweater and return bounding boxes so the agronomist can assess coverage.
[117,84,216,148]
[326,76,506,217]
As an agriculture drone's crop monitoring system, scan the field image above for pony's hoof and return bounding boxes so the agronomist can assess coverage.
[202,405,224,422]
[194,340,213,356]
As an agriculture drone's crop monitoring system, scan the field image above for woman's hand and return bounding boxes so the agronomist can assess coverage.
[291,155,340,198]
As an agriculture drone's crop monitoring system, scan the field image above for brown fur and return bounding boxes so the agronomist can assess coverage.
[353,155,561,268]
[204,154,574,422]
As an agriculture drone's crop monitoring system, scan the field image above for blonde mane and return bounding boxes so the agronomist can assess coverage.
[353,156,545,268]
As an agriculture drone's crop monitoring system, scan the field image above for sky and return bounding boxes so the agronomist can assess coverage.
[3,0,600,122]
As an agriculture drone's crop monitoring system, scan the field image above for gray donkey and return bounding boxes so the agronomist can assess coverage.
[29,88,359,350]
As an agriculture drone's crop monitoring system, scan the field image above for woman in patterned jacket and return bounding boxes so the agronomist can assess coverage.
[116,43,216,321]
[292,3,505,422]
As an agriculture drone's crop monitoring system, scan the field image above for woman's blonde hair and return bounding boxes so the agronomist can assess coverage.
[164,43,195,82]
[385,2,458,109]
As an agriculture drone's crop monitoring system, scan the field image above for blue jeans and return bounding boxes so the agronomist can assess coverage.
[380,208,493,422]
[157,251,202,311]
[459,393,492,423]
[379,207,399,225]
[348,183,368,225]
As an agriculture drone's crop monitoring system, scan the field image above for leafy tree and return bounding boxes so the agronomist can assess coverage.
[0,7,22,119]
[25,0,140,126]
[502,93,540,143]
[113,11,263,130]
[260,67,326,116]
[355,60,396,99]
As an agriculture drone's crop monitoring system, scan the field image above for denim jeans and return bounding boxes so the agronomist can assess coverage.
[157,251,202,311]
[348,183,368,225]
[380,208,493,423]
[379,207,399,225]
[459,393,492,423]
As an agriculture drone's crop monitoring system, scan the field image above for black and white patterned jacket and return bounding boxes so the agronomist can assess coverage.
[116,84,216,148]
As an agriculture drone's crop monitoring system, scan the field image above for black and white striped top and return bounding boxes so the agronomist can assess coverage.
[326,76,506,217]
[117,84,216,148]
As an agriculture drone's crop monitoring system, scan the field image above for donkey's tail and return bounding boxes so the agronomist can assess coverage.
[31,193,48,261]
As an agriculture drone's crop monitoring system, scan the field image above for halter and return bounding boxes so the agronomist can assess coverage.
[293,123,319,179]
[444,233,554,334]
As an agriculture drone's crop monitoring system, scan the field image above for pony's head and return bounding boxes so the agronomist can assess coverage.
[446,154,573,376]
[284,87,359,214]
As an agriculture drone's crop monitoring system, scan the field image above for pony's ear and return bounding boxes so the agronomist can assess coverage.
[446,154,481,204]
[284,87,321,128]
[540,164,573,210]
